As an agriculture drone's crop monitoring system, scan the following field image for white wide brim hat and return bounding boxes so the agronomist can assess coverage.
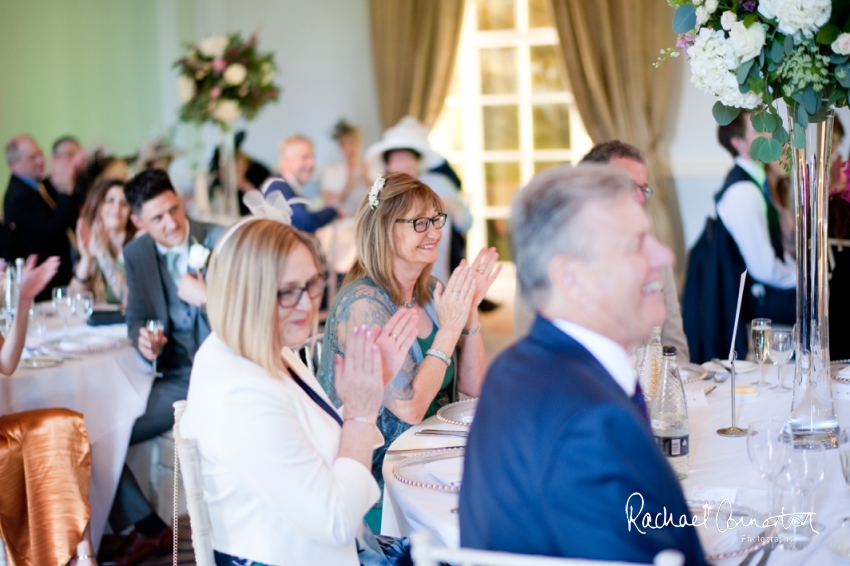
[365,116,445,173]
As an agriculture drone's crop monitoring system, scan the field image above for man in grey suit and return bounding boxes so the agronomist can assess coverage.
[109,169,224,565]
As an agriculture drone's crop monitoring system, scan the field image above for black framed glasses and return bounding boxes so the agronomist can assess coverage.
[277,274,327,308]
[632,181,652,199]
[395,213,448,233]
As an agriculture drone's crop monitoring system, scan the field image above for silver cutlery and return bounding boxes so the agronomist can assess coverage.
[735,547,763,566]
[415,429,469,438]
[755,543,774,566]
[387,445,464,455]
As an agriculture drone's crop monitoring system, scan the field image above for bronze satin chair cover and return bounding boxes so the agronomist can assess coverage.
[0,408,92,566]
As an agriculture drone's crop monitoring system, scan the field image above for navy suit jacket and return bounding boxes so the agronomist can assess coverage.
[261,177,337,233]
[460,316,706,565]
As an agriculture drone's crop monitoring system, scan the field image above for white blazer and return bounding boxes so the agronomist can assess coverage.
[180,333,380,566]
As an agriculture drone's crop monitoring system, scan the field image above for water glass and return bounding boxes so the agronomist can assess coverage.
[747,419,792,516]
[768,326,794,392]
[25,307,47,349]
[751,318,772,388]
[52,286,74,334]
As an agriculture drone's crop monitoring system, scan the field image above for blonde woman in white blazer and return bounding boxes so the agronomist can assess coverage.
[180,217,418,566]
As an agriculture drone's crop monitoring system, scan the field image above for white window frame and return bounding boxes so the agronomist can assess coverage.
[430,0,593,255]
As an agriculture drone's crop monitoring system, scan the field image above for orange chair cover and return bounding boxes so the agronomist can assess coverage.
[0,408,91,566]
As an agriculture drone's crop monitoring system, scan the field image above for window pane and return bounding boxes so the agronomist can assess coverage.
[487,219,512,262]
[480,47,517,94]
[534,161,567,174]
[483,105,519,150]
[530,45,564,93]
[528,0,554,27]
[477,0,515,30]
[430,106,463,153]
[484,162,520,206]
[532,103,570,149]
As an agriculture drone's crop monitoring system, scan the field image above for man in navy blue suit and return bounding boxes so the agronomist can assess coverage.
[460,164,706,565]
[262,134,340,232]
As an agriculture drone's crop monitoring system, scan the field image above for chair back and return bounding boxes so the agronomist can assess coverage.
[172,401,215,566]
[409,531,685,566]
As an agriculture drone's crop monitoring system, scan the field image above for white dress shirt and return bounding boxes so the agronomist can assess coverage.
[550,319,636,396]
[716,156,796,289]
[154,226,190,279]
[180,334,380,566]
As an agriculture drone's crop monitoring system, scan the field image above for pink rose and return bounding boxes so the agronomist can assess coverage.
[832,33,850,56]
[212,58,227,73]
[210,87,222,99]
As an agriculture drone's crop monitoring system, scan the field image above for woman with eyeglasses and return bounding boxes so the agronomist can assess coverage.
[317,172,500,510]
[180,218,419,565]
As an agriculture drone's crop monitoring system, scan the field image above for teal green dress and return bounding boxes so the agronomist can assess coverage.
[416,323,455,419]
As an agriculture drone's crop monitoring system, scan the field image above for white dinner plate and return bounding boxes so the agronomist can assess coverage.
[43,334,130,355]
[702,360,759,374]
[830,535,850,561]
[680,363,709,384]
[19,356,64,369]
[686,501,774,561]
[393,447,465,492]
[437,398,477,427]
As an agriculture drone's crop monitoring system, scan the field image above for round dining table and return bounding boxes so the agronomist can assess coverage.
[0,314,153,549]
[381,363,850,565]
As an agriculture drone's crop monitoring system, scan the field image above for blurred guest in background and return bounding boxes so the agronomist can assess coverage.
[209,130,271,216]
[70,178,136,306]
[47,136,87,196]
[829,118,850,360]
[4,134,81,299]
[365,117,472,284]
[135,137,181,172]
[321,119,370,218]
[263,135,340,233]
[461,164,705,564]
[74,149,130,198]
[830,116,846,194]
[766,155,795,260]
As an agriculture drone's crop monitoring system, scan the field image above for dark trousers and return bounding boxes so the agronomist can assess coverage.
[109,372,190,532]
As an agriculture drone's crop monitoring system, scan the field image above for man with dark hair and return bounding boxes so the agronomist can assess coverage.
[714,112,795,322]
[514,141,690,363]
[4,134,82,299]
[109,169,223,565]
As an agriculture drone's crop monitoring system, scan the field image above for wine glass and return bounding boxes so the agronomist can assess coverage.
[73,291,94,323]
[52,286,74,335]
[146,319,165,377]
[751,318,772,388]
[787,442,826,544]
[747,419,792,516]
[768,326,794,392]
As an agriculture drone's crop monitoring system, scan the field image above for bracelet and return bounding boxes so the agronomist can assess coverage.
[461,323,481,336]
[76,555,95,561]
[345,416,375,425]
[426,348,452,367]
[73,272,92,284]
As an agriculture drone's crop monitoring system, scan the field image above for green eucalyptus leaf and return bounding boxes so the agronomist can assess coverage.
[740,81,752,93]
[737,60,754,84]
[750,136,767,161]
[760,138,783,162]
[792,123,807,149]
[751,110,779,133]
[784,34,795,55]
[672,4,697,33]
[773,124,790,146]
[802,85,819,114]
[836,63,850,88]
[831,53,850,65]
[770,40,785,64]
[712,101,742,126]
[797,103,809,128]
[747,76,765,94]
[743,13,759,27]
[818,23,841,45]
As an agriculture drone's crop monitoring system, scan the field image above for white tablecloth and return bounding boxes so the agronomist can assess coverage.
[382,364,850,564]
[0,320,153,549]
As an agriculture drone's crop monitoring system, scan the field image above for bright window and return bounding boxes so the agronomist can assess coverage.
[429,0,592,261]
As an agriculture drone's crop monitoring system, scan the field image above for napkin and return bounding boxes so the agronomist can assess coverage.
[424,457,464,488]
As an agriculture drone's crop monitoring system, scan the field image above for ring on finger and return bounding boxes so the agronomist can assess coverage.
[476,268,485,274]
[454,291,462,297]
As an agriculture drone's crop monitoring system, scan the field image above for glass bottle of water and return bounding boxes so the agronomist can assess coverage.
[3,264,14,315]
[638,326,663,401]
[649,345,689,479]
[12,257,23,314]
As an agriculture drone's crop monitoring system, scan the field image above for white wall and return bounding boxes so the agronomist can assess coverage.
[669,71,850,252]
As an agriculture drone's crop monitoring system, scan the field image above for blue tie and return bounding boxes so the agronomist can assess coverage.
[165,251,182,286]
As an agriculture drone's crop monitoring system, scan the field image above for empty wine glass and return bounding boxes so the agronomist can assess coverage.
[751,318,772,388]
[769,326,794,392]
[52,286,74,335]
[146,319,165,377]
[25,306,47,350]
[787,442,826,541]
[747,419,792,516]
[73,291,94,322]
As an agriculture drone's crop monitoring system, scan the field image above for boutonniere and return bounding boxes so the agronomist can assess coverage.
[188,238,212,273]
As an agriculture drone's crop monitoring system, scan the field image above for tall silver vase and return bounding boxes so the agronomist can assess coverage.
[787,103,839,448]
[217,128,239,219]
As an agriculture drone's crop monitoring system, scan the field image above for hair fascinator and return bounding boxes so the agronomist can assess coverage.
[217,180,310,249]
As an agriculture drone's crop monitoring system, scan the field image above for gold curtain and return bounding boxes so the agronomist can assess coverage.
[548,0,686,267]
[369,0,464,129]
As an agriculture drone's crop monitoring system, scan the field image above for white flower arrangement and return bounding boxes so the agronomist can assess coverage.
[188,242,212,271]
[369,175,386,210]
[687,28,761,110]
[757,0,830,38]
